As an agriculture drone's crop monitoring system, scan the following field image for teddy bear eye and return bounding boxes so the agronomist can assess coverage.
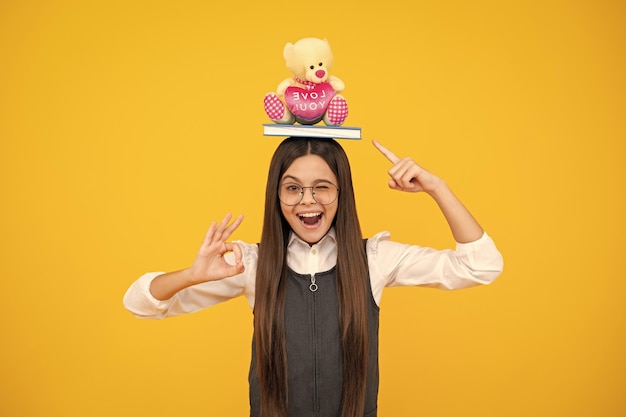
[318,62,323,66]
[309,65,315,70]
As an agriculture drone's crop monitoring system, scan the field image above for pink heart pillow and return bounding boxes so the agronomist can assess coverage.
[285,82,336,124]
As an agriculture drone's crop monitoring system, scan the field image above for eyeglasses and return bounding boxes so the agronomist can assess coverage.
[279,181,339,206]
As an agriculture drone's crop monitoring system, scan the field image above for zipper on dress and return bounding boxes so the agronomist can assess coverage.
[311,274,320,413]
[309,273,318,292]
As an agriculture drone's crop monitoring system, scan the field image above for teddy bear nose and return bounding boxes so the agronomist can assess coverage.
[315,70,326,79]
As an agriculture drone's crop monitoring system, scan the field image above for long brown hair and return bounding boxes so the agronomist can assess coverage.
[254,137,369,417]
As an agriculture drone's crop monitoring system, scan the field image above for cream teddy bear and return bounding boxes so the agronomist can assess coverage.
[263,38,348,126]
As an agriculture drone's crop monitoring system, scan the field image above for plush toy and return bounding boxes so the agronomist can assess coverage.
[263,38,348,126]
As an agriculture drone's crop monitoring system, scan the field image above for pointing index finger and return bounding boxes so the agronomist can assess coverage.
[372,139,400,164]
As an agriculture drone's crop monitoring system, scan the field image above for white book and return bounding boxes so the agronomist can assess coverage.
[263,124,362,140]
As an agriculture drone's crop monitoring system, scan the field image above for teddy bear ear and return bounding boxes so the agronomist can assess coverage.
[283,42,294,60]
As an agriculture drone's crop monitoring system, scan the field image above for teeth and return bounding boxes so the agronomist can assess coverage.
[299,212,321,218]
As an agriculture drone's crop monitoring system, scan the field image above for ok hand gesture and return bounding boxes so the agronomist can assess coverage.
[148,213,245,301]
[187,213,245,284]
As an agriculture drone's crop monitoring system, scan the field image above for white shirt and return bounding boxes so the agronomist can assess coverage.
[123,230,504,319]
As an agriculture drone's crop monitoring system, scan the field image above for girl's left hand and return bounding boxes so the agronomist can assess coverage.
[372,140,444,194]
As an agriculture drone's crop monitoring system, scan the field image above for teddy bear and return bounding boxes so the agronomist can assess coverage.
[263,37,348,126]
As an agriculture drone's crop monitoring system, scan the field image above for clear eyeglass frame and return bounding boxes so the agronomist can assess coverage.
[279,181,339,206]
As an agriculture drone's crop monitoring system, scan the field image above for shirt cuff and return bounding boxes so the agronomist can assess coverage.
[454,231,504,283]
[123,271,173,318]
[455,231,496,256]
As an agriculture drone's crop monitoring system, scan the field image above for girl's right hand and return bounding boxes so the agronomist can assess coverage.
[187,213,245,284]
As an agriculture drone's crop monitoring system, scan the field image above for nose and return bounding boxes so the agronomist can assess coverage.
[300,187,316,204]
[315,69,326,79]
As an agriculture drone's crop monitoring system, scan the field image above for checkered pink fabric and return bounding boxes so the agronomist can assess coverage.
[294,77,317,90]
[326,96,348,125]
[264,93,285,120]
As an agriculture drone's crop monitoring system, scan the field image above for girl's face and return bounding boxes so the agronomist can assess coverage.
[280,154,339,245]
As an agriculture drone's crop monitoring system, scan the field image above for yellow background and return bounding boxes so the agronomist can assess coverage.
[1,0,624,416]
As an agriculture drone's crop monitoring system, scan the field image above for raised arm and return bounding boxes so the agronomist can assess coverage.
[149,213,245,301]
[372,140,483,243]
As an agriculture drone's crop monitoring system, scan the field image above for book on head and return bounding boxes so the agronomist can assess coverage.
[263,124,362,140]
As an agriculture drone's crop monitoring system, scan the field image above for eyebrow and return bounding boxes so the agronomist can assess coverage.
[281,175,334,184]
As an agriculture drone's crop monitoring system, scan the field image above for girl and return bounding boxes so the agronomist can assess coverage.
[123,137,503,417]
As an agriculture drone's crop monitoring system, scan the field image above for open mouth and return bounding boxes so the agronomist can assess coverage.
[298,212,322,227]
